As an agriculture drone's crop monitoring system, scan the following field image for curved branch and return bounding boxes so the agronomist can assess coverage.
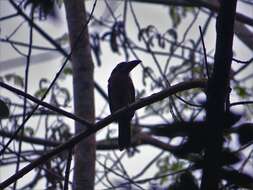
[0,79,207,188]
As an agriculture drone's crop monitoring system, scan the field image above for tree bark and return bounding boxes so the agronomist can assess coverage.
[64,1,95,190]
[201,1,237,190]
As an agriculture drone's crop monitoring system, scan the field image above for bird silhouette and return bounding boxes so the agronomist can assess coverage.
[108,60,141,150]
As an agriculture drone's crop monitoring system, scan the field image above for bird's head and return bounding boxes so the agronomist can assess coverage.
[112,60,141,74]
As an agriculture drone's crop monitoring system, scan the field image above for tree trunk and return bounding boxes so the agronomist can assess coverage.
[64,1,95,190]
[201,1,237,189]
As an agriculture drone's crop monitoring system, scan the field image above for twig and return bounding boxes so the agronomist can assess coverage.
[230,100,253,107]
[63,149,73,190]
[199,26,209,78]
[0,0,97,156]
[14,7,34,190]
[96,159,145,190]
[0,13,19,21]
[232,57,253,64]
[0,79,206,189]
[103,166,194,190]
[0,81,92,128]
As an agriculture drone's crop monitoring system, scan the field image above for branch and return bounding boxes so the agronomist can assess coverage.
[127,0,253,26]
[0,129,60,147]
[201,0,237,189]
[0,79,207,188]
[0,81,92,127]
[8,0,109,102]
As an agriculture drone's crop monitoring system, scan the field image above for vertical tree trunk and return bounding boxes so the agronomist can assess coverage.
[201,1,237,190]
[64,1,95,190]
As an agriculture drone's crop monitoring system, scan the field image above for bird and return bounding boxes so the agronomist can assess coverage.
[108,60,141,150]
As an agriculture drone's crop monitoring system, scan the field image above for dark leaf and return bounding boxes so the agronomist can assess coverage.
[63,67,73,75]
[236,123,253,145]
[91,33,102,66]
[0,99,9,119]
[110,25,119,53]
[224,110,241,129]
[39,78,49,89]
[168,172,199,190]
[34,88,47,98]
[234,86,249,98]
[5,73,24,87]
[222,169,253,189]
[157,34,165,48]
[138,28,146,41]
[23,0,57,19]
[169,7,181,28]
[167,28,178,41]
[220,149,241,166]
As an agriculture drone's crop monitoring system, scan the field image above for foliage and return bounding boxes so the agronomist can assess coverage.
[0,0,253,189]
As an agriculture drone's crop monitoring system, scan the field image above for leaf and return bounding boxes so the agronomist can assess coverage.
[237,123,253,145]
[0,99,9,119]
[167,28,178,41]
[63,67,72,75]
[142,66,154,86]
[59,87,71,106]
[169,7,181,28]
[169,161,184,172]
[234,86,248,98]
[156,156,170,185]
[24,127,34,136]
[91,33,102,66]
[34,88,47,98]
[5,73,24,87]
[138,28,145,41]
[110,24,119,53]
[168,172,199,190]
[222,169,253,189]
[147,35,154,47]
[23,0,55,18]
[157,34,165,48]
[146,25,156,37]
[55,33,69,45]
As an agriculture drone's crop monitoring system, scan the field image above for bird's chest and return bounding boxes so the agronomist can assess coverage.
[108,74,135,111]
[109,75,133,92]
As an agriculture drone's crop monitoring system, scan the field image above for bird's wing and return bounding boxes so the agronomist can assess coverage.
[128,77,135,103]
[108,77,124,113]
[108,75,135,114]
[108,81,115,113]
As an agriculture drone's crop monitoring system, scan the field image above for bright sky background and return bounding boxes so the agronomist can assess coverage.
[0,0,253,189]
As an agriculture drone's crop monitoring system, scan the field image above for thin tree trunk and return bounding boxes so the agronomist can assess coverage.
[201,1,237,189]
[64,1,95,190]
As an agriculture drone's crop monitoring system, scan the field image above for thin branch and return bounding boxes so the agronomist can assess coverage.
[9,0,68,57]
[0,81,92,128]
[127,0,253,26]
[96,159,145,190]
[232,57,253,64]
[14,8,34,189]
[0,0,97,156]
[103,166,194,190]
[0,79,206,189]
[63,150,72,190]
[199,26,210,78]
[230,101,253,107]
[0,13,19,21]
[0,129,60,147]
[0,37,57,51]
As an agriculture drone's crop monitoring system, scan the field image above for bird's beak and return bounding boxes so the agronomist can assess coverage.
[127,60,141,72]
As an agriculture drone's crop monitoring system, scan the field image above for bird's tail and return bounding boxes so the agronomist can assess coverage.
[118,120,131,151]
